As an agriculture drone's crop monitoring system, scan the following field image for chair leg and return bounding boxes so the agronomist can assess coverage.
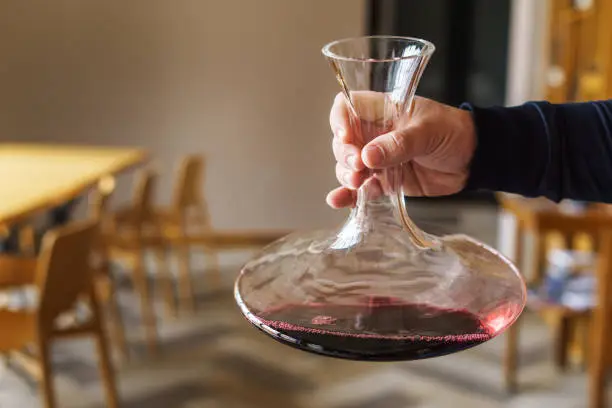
[37,336,57,408]
[589,231,612,408]
[177,242,195,313]
[155,247,177,318]
[554,315,570,371]
[205,248,220,289]
[504,317,520,393]
[106,282,130,363]
[580,316,591,371]
[132,249,158,355]
[88,285,121,408]
[95,325,120,408]
[590,318,607,408]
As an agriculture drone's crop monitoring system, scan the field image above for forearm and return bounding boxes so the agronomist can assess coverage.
[463,99,612,203]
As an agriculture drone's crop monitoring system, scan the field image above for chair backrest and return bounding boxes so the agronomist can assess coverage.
[538,212,606,251]
[35,220,98,330]
[172,155,211,227]
[87,176,116,272]
[131,169,158,224]
[89,176,116,221]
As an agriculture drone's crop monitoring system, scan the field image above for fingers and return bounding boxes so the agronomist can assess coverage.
[330,93,365,172]
[330,93,352,144]
[330,91,387,142]
[332,137,364,172]
[362,124,435,169]
[335,162,369,189]
[326,187,356,208]
[325,179,384,209]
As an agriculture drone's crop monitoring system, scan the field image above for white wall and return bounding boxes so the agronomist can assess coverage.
[504,0,549,106]
[0,1,365,231]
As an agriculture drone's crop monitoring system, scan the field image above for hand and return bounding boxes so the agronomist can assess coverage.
[327,93,477,208]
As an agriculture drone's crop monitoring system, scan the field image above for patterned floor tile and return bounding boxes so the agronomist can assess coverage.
[0,263,610,408]
[335,392,420,408]
[213,353,316,392]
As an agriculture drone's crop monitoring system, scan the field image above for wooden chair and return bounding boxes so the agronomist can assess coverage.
[545,0,612,103]
[500,196,612,407]
[0,220,118,408]
[501,197,588,391]
[104,170,170,354]
[153,155,290,314]
[88,176,129,362]
[535,213,612,408]
[155,155,213,314]
[0,223,34,255]
[591,229,612,408]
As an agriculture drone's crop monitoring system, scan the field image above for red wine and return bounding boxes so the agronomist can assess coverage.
[247,297,495,361]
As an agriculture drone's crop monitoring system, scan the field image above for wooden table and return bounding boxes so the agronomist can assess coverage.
[0,143,147,225]
[498,193,612,408]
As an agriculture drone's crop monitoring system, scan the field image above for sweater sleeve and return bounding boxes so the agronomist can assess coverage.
[462,99,612,203]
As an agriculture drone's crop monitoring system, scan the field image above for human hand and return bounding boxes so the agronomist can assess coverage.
[327,93,477,208]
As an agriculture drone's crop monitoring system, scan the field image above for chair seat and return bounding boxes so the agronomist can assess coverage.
[0,256,37,288]
[0,287,93,330]
[0,308,36,350]
[157,228,290,249]
[525,248,597,312]
[528,278,596,315]
[105,212,288,250]
[0,287,37,311]
[526,291,593,318]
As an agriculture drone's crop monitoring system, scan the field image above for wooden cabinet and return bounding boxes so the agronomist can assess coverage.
[546,0,612,102]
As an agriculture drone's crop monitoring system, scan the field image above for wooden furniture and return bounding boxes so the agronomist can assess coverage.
[545,0,612,102]
[0,143,146,225]
[155,156,212,314]
[151,155,290,314]
[499,194,612,408]
[105,170,169,354]
[0,220,118,408]
[99,155,289,332]
[88,177,129,361]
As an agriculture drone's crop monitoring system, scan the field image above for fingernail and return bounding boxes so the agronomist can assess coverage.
[346,154,357,170]
[364,145,384,166]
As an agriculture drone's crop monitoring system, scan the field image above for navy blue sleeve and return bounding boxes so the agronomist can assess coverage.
[462,100,612,203]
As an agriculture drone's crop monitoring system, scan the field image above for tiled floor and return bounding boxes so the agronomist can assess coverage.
[0,271,608,408]
[0,203,609,407]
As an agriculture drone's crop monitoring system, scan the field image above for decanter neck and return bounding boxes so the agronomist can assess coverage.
[352,195,401,232]
[332,168,437,250]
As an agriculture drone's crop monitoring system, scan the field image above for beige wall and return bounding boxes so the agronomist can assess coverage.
[504,0,549,105]
[0,1,365,230]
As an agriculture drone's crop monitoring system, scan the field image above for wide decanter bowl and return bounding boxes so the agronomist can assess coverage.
[235,209,526,361]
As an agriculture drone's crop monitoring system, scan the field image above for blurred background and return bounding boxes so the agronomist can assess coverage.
[1,0,612,407]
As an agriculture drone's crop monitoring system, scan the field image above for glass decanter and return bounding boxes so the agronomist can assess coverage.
[234,36,526,361]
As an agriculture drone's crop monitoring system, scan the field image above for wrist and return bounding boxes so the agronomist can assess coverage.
[458,108,477,172]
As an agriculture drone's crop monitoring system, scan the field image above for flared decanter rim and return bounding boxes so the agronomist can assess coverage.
[322,35,436,62]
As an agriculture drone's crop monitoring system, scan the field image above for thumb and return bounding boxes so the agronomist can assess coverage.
[361,125,434,169]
